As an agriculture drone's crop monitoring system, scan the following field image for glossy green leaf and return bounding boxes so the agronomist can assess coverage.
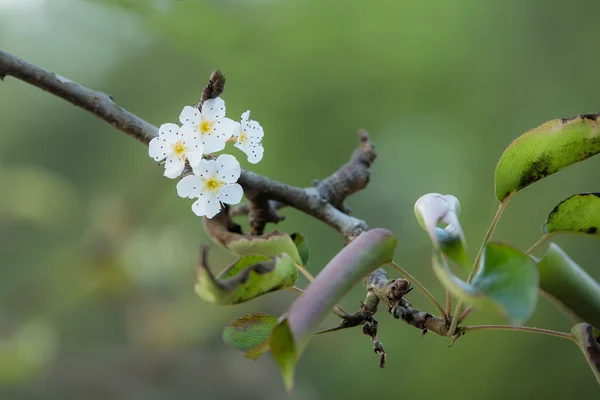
[195,250,298,305]
[433,242,539,324]
[222,313,277,360]
[544,193,600,235]
[538,243,600,327]
[269,229,397,393]
[291,233,309,265]
[495,113,600,201]
[571,323,600,385]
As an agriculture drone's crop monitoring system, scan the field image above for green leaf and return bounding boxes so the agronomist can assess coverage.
[195,249,298,305]
[269,228,397,393]
[538,243,600,327]
[495,113,600,201]
[571,323,600,385]
[291,233,310,265]
[222,313,277,360]
[433,242,539,324]
[544,193,600,235]
[203,213,302,264]
[228,233,302,265]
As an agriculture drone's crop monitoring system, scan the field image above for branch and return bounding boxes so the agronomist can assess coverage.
[0,49,370,241]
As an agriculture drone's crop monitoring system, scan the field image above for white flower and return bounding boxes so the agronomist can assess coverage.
[179,97,237,154]
[148,123,204,179]
[176,154,244,218]
[233,110,264,164]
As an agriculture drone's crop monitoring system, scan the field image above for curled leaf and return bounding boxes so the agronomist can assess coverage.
[571,323,600,385]
[414,193,469,267]
[269,229,397,393]
[544,193,600,236]
[495,113,600,201]
[203,212,301,264]
[433,242,538,324]
[291,233,310,265]
[195,247,298,305]
[538,243,600,327]
[222,313,277,360]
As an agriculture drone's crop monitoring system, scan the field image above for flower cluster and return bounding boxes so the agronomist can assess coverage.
[149,97,264,218]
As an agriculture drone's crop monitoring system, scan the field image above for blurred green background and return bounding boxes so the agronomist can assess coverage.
[1,0,600,398]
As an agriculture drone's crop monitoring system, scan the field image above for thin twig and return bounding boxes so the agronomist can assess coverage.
[458,305,474,324]
[460,325,574,341]
[445,289,452,318]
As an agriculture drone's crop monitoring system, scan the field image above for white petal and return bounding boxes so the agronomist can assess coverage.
[181,125,202,144]
[191,194,208,217]
[176,174,201,198]
[179,106,201,126]
[218,184,244,205]
[158,123,180,141]
[204,192,222,219]
[163,156,185,179]
[149,137,170,161]
[246,119,264,139]
[211,117,238,142]
[201,97,226,120]
[202,135,226,154]
[194,158,215,178]
[216,154,241,184]
[241,110,250,124]
[186,149,204,168]
[245,144,264,164]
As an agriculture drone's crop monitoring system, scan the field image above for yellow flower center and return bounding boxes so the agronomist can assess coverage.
[173,141,186,156]
[205,178,223,191]
[199,119,213,134]
[240,132,247,143]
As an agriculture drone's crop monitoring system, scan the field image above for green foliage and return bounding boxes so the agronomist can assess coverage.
[571,323,600,385]
[495,114,600,201]
[270,229,397,393]
[291,233,310,266]
[538,244,600,327]
[434,243,538,324]
[195,253,298,305]
[222,313,277,360]
[544,193,600,235]
[227,233,303,265]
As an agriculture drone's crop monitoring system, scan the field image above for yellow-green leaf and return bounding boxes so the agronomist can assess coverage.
[222,313,277,360]
[544,193,600,235]
[195,249,298,305]
[495,113,600,201]
[571,323,600,385]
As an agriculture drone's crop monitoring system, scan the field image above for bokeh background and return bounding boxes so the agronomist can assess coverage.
[1,0,600,398]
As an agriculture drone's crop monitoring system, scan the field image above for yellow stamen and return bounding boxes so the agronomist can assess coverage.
[205,178,223,191]
[173,141,186,156]
[199,119,213,134]
[240,132,247,143]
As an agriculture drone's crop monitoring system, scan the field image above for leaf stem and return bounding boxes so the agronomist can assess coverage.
[526,233,555,255]
[458,305,474,324]
[445,289,452,318]
[295,263,315,282]
[448,196,512,336]
[389,261,446,318]
[469,195,512,282]
[460,325,574,341]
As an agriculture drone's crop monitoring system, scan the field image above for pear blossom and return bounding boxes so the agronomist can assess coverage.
[179,97,237,154]
[233,110,264,164]
[176,154,244,218]
[148,123,204,179]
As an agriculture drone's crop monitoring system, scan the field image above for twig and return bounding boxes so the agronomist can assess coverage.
[526,233,554,255]
[389,261,446,318]
[460,325,574,341]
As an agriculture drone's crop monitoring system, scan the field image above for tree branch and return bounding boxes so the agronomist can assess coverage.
[0,49,370,241]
